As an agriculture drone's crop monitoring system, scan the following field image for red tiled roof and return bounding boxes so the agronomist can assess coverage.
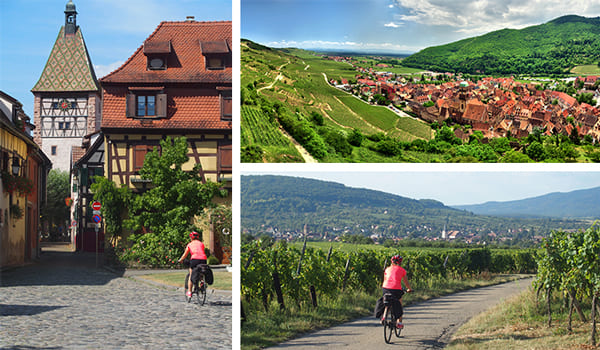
[463,99,487,122]
[100,21,231,84]
[101,86,230,130]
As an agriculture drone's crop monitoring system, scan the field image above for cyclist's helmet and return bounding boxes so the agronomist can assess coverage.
[189,231,200,239]
[391,255,403,264]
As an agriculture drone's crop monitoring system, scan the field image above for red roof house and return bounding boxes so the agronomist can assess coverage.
[99,20,232,189]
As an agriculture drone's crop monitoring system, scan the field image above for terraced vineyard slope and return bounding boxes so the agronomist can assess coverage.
[240,40,433,163]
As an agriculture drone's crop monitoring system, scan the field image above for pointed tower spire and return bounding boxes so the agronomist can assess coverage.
[64,0,78,35]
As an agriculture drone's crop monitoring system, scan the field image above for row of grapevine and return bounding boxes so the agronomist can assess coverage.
[535,226,600,345]
[241,105,291,147]
[241,240,536,312]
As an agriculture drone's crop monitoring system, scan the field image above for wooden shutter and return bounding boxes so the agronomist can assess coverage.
[222,92,232,120]
[156,93,167,118]
[126,93,136,117]
[134,146,147,171]
[219,144,232,171]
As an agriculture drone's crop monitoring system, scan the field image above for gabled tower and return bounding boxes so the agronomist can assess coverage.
[31,0,100,171]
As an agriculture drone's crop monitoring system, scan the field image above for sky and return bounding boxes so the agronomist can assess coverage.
[242,0,600,54]
[0,0,232,117]
[241,165,600,206]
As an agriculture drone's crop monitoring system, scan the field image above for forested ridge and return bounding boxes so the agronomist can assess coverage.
[454,186,600,219]
[241,175,588,242]
[402,15,600,74]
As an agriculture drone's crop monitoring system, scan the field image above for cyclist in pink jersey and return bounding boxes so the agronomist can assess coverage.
[382,255,412,329]
[178,231,207,298]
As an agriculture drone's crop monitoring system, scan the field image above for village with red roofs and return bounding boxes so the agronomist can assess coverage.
[326,55,600,143]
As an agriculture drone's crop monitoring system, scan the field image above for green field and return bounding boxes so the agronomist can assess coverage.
[570,64,600,75]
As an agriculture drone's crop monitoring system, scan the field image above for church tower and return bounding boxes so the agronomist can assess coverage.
[31,1,100,171]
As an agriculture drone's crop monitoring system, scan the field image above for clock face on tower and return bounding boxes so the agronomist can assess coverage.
[59,99,71,111]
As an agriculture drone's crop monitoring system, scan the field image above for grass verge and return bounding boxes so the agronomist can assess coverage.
[242,274,527,350]
[447,287,599,350]
[138,270,232,291]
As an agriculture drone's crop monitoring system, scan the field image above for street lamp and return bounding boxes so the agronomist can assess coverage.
[11,157,20,176]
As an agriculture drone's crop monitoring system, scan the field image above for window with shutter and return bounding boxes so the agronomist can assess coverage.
[126,91,167,119]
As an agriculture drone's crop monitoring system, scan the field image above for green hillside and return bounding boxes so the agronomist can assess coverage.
[240,39,433,163]
[402,15,600,74]
[241,175,588,243]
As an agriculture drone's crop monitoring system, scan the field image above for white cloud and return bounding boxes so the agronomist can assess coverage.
[94,61,124,78]
[384,22,401,28]
[392,0,600,35]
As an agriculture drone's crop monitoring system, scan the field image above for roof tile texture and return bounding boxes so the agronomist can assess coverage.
[101,21,231,84]
[32,27,99,92]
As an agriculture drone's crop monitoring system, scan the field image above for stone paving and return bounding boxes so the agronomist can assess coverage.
[0,250,232,349]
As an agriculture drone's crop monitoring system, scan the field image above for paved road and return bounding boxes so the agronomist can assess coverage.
[0,250,232,349]
[269,277,533,349]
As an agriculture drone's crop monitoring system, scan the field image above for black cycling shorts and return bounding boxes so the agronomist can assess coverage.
[190,259,207,269]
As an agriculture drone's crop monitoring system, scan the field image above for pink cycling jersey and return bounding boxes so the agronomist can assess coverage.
[187,240,207,260]
[382,265,406,290]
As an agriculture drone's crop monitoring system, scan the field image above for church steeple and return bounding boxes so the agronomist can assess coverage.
[64,0,77,35]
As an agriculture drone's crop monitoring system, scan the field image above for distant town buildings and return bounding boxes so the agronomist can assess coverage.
[324,56,600,142]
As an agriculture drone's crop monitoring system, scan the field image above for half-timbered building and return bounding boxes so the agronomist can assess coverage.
[98,19,232,259]
[31,1,101,172]
[1,91,52,268]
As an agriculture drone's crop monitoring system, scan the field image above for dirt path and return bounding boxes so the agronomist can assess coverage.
[279,127,317,163]
[258,61,290,92]
[268,277,533,349]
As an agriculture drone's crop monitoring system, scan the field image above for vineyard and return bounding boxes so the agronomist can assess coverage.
[240,105,302,162]
[241,105,291,147]
[241,240,536,321]
[534,225,600,345]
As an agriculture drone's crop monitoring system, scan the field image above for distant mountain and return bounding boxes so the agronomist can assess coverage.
[402,15,600,74]
[241,175,587,240]
[453,186,600,219]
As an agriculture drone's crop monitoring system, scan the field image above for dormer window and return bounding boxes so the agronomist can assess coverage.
[201,40,231,70]
[143,40,171,70]
[148,57,166,70]
[126,87,167,119]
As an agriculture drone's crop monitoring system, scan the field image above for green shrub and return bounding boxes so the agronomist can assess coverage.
[208,255,220,265]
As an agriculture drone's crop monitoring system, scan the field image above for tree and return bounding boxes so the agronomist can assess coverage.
[347,129,364,147]
[122,136,227,266]
[41,170,70,241]
[90,176,131,237]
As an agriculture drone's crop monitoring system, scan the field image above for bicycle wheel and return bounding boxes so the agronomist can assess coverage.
[197,277,207,306]
[395,322,402,337]
[383,306,393,344]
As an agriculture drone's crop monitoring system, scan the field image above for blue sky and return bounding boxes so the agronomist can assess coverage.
[241,166,600,206]
[242,0,600,54]
[0,0,232,117]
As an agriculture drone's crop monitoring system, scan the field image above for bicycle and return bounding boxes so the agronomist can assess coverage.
[184,264,207,306]
[381,289,406,343]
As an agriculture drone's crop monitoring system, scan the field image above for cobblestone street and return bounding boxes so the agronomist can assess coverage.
[0,249,232,349]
